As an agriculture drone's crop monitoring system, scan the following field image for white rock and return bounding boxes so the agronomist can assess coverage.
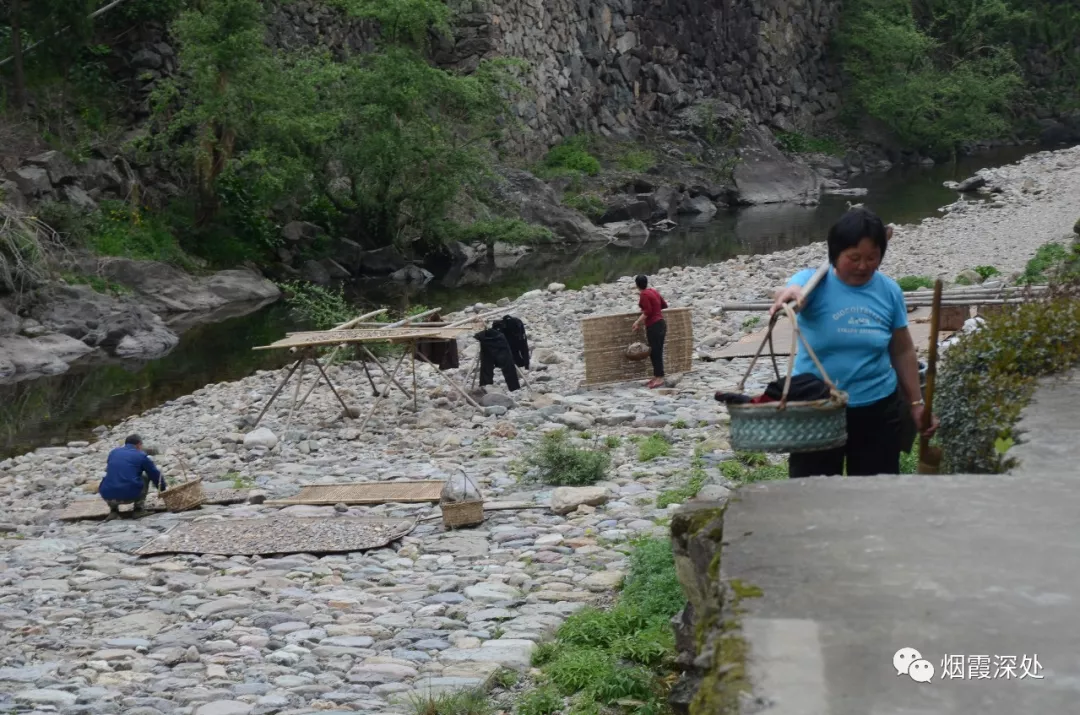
[550,486,610,515]
[243,427,278,450]
[437,639,536,672]
[464,582,522,604]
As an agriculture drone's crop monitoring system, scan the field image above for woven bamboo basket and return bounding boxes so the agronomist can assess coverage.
[160,477,205,513]
[726,272,849,454]
[440,472,484,529]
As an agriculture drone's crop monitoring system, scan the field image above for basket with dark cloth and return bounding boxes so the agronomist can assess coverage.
[725,302,849,453]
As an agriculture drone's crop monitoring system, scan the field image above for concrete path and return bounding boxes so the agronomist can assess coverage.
[722,371,1080,714]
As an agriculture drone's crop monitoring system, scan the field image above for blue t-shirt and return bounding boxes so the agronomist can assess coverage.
[785,268,908,407]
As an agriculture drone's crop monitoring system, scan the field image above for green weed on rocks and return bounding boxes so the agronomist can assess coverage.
[637,433,672,462]
[657,448,708,508]
[518,537,686,715]
[527,429,610,486]
[720,452,788,482]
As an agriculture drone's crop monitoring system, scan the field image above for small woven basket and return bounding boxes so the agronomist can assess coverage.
[160,477,205,513]
[625,341,651,361]
[727,270,849,454]
[441,471,484,529]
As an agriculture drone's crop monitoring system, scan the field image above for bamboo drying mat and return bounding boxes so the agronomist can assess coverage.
[134,516,415,556]
[254,327,472,351]
[56,489,252,521]
[581,307,693,387]
[706,307,955,360]
[264,481,445,506]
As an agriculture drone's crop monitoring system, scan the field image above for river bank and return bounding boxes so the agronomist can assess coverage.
[0,145,1077,714]
[0,144,1064,458]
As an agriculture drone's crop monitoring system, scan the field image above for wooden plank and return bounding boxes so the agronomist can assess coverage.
[705,308,955,360]
[263,480,446,506]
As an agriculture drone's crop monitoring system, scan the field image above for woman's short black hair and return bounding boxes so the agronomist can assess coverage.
[635,275,648,290]
[827,208,888,265]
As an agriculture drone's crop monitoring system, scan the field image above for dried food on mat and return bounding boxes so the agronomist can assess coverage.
[135,516,415,556]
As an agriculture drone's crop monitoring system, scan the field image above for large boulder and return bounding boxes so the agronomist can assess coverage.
[733,157,822,205]
[97,259,279,313]
[203,269,280,304]
[359,246,408,275]
[0,336,71,381]
[5,167,52,198]
[493,169,609,242]
[30,285,179,359]
[550,486,611,515]
[25,151,77,186]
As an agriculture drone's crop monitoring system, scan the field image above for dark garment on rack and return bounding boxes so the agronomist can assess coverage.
[475,329,521,391]
[414,339,460,370]
[493,316,530,369]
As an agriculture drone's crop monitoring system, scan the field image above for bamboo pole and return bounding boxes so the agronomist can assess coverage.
[720,297,1041,312]
[917,280,944,474]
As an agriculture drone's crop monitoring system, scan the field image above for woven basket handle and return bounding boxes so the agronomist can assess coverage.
[455,469,481,499]
[736,261,840,406]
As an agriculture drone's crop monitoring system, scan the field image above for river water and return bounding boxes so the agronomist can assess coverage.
[0,146,1035,457]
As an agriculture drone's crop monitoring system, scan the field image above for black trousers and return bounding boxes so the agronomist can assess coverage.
[646,319,666,378]
[476,330,520,391]
[789,389,912,477]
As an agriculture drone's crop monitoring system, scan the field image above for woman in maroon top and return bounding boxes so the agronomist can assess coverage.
[632,274,668,388]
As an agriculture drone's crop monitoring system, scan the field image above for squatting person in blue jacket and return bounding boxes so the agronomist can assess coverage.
[99,434,165,519]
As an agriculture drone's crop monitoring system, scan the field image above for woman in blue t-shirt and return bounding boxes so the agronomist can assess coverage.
[769,208,939,477]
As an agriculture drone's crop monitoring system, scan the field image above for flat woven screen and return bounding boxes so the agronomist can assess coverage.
[581,307,693,386]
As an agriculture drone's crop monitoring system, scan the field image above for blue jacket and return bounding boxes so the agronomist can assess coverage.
[99,445,164,501]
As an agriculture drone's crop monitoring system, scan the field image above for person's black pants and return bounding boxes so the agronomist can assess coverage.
[476,330,520,391]
[646,319,666,378]
[789,389,911,477]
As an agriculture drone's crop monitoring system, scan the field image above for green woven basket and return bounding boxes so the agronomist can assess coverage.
[728,394,848,453]
[726,273,850,454]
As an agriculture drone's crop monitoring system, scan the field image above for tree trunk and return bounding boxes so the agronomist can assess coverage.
[10,0,26,112]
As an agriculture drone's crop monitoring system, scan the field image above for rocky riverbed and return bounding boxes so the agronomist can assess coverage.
[0,145,1078,715]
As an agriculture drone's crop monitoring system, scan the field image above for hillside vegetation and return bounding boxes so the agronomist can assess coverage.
[0,0,1077,272]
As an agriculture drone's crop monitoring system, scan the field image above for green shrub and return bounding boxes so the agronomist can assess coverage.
[1016,242,1080,284]
[408,688,493,715]
[527,429,610,486]
[515,687,562,715]
[563,193,606,220]
[541,136,601,177]
[775,131,843,156]
[279,281,353,330]
[897,275,935,291]
[975,265,1001,280]
[637,433,672,462]
[520,537,683,714]
[441,218,554,246]
[617,149,656,172]
[935,283,1080,473]
[86,201,194,268]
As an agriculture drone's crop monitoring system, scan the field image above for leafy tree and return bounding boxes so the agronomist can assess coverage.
[2,0,94,110]
[152,0,521,259]
[837,0,1024,154]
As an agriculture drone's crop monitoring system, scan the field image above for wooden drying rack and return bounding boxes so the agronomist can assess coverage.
[250,306,530,436]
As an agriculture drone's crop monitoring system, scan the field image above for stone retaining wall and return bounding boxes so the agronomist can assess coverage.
[266,0,844,158]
